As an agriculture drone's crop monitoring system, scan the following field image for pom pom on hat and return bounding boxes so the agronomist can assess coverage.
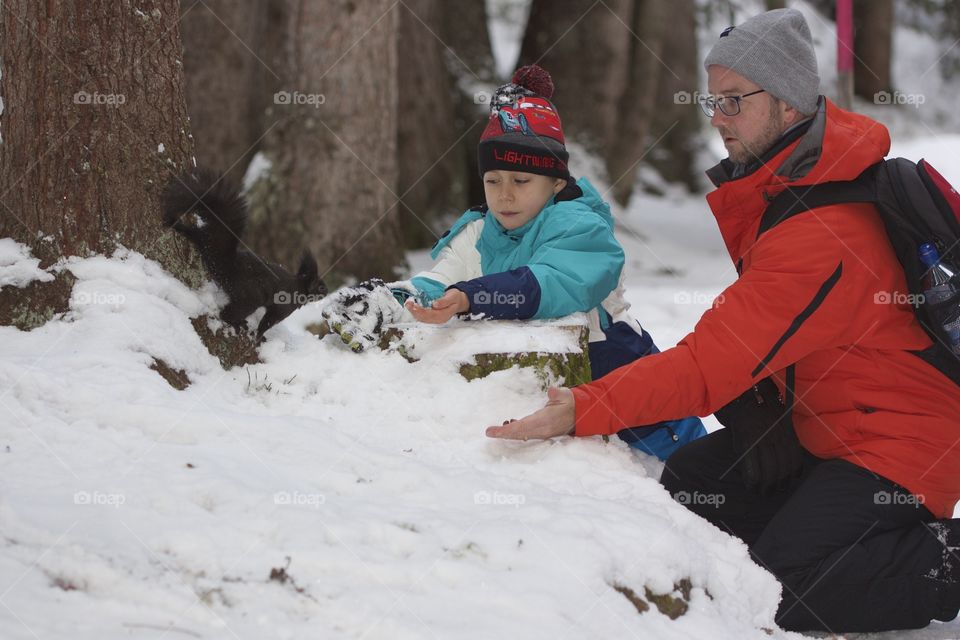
[512,65,554,99]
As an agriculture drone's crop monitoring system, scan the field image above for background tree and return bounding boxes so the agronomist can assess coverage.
[180,0,271,186]
[519,0,633,159]
[395,0,480,249]
[181,0,497,273]
[436,1,497,209]
[519,0,694,204]
[242,0,403,283]
[649,0,703,192]
[853,0,894,101]
[603,0,672,205]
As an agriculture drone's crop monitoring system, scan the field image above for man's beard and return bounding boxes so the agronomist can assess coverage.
[721,110,785,165]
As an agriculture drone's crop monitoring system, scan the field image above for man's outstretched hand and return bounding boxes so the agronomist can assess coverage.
[485,387,577,440]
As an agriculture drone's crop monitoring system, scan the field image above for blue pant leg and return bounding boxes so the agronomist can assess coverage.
[618,417,706,460]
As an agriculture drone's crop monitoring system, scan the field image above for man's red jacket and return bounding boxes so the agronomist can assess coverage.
[572,99,960,518]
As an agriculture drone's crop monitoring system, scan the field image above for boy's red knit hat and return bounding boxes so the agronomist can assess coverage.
[478,65,569,180]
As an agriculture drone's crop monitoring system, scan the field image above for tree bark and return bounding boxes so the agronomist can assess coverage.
[245,0,403,283]
[441,0,496,84]
[518,0,633,157]
[0,0,258,366]
[180,0,271,186]
[395,0,463,248]
[0,0,193,266]
[649,0,702,192]
[606,0,670,205]
[943,0,960,80]
[853,0,893,100]
[440,1,495,209]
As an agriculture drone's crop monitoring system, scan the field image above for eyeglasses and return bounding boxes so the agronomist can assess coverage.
[697,89,766,117]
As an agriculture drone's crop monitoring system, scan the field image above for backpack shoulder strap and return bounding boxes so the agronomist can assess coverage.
[757,164,881,239]
[757,161,960,388]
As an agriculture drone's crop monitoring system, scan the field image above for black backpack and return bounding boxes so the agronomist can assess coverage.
[759,157,960,386]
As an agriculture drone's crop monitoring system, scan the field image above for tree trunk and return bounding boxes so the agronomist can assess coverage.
[245,0,402,283]
[441,1,495,209]
[441,0,496,84]
[395,0,464,248]
[0,0,258,366]
[853,0,893,101]
[765,0,787,10]
[649,0,702,192]
[0,0,194,262]
[180,0,270,186]
[606,0,670,205]
[943,0,960,80]
[518,0,633,157]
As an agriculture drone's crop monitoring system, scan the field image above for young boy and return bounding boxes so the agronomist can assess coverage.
[321,65,705,460]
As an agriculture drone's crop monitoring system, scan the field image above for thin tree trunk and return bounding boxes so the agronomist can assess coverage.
[649,0,702,192]
[441,1,495,208]
[853,0,893,100]
[396,0,463,248]
[606,0,670,205]
[180,0,270,186]
[441,0,496,84]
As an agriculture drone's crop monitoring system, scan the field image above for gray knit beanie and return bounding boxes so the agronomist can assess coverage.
[704,8,820,115]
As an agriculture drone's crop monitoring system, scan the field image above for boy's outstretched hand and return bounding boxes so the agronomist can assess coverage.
[405,289,469,324]
[485,387,577,440]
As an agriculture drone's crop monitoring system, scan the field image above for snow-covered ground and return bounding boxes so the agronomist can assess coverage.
[1,243,788,639]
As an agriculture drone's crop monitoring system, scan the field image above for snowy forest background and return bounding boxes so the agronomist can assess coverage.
[1,1,960,639]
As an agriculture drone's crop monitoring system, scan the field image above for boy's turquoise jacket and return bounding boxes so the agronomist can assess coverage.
[412,178,622,320]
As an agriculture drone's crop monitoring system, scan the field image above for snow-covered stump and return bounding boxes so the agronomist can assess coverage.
[307,313,593,389]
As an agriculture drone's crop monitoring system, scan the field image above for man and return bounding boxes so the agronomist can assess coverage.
[485,8,960,633]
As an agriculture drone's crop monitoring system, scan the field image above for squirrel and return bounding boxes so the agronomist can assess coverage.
[162,170,327,338]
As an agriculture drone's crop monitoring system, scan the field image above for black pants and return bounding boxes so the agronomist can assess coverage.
[661,428,958,632]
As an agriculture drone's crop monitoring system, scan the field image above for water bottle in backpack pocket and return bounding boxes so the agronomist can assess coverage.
[918,243,960,355]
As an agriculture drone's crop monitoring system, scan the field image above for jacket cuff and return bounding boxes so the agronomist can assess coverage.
[448,271,540,319]
[571,386,618,437]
